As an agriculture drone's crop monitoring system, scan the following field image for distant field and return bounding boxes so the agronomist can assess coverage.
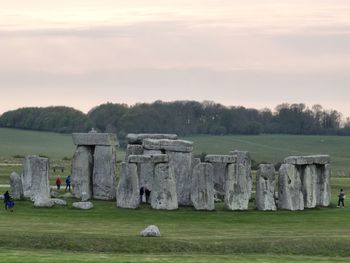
[1,128,350,176]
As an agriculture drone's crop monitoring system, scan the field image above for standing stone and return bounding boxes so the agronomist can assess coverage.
[10,172,23,200]
[125,144,144,161]
[72,146,93,200]
[167,151,192,206]
[93,145,117,200]
[29,157,52,206]
[316,164,331,207]
[224,163,251,210]
[301,165,317,208]
[256,164,276,211]
[151,163,178,210]
[140,150,162,190]
[191,163,214,210]
[278,164,304,211]
[22,156,36,198]
[116,162,140,209]
[231,151,252,201]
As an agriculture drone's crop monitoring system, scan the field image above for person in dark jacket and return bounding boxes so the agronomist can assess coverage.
[337,189,345,208]
[145,187,151,204]
[4,191,14,211]
[65,175,71,192]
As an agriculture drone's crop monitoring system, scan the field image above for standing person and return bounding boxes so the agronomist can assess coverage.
[145,187,151,204]
[65,175,71,192]
[56,177,62,190]
[4,191,14,211]
[337,189,345,208]
[139,186,145,203]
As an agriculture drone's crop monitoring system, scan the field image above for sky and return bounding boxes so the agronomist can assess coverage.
[1,0,350,117]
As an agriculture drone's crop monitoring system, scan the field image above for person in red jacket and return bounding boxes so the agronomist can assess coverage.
[56,177,62,190]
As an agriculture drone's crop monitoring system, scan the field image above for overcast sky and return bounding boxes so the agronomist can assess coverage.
[1,0,350,117]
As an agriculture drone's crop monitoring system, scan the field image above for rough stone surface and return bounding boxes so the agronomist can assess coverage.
[301,165,317,208]
[192,158,201,170]
[278,164,304,211]
[72,146,93,200]
[34,198,55,208]
[167,151,192,206]
[205,155,236,164]
[125,144,144,161]
[151,163,178,210]
[231,151,252,201]
[143,139,193,152]
[81,192,90,202]
[224,163,251,210]
[72,133,118,146]
[316,164,331,207]
[128,154,168,164]
[72,201,94,210]
[50,190,59,198]
[61,192,73,198]
[191,163,214,210]
[28,157,50,204]
[93,145,117,200]
[256,164,276,211]
[10,172,23,200]
[211,162,228,199]
[21,156,37,198]
[140,225,161,237]
[284,155,330,165]
[116,162,140,209]
[51,198,67,206]
[128,133,178,145]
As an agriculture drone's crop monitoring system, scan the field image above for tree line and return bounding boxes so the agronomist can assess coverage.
[1,101,350,140]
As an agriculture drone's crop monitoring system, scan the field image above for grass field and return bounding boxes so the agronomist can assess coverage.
[1,128,350,262]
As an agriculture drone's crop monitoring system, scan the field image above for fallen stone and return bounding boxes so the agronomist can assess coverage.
[284,155,330,165]
[51,198,67,206]
[205,155,236,164]
[140,225,161,237]
[278,164,304,211]
[34,198,55,208]
[93,145,117,200]
[72,201,94,210]
[10,172,23,200]
[128,133,178,145]
[72,146,93,200]
[116,162,140,209]
[191,163,215,210]
[61,192,73,198]
[151,163,178,210]
[143,139,193,153]
[256,164,276,211]
[50,190,60,198]
[72,133,118,146]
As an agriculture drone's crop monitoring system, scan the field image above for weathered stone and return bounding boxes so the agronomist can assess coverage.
[125,144,144,161]
[167,151,192,206]
[93,145,117,200]
[81,192,89,202]
[72,133,118,146]
[51,198,67,206]
[34,198,55,208]
[61,192,73,198]
[316,164,331,207]
[116,162,140,209]
[301,165,317,208]
[143,139,193,152]
[151,163,178,210]
[205,155,236,163]
[191,163,215,210]
[211,163,227,199]
[256,164,276,211]
[72,146,93,200]
[21,156,38,198]
[278,164,304,211]
[284,155,330,165]
[224,163,251,211]
[72,201,94,210]
[192,158,201,170]
[128,154,168,164]
[140,225,161,237]
[28,157,51,204]
[50,190,59,198]
[10,172,23,200]
[231,151,252,201]
[128,133,178,145]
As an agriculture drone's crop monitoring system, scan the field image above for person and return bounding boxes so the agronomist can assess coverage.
[145,187,151,204]
[4,191,14,212]
[139,186,145,203]
[337,189,345,208]
[65,175,71,192]
[56,177,62,190]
